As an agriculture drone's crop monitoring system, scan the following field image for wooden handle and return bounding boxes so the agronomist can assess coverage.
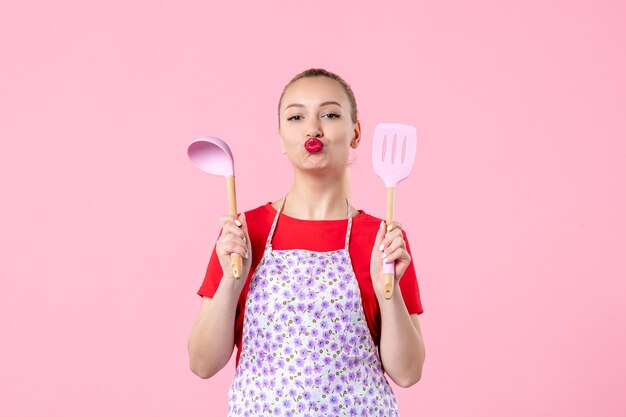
[383,273,394,299]
[384,187,395,300]
[227,175,243,279]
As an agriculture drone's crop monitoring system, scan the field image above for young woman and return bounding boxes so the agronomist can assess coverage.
[188,68,425,417]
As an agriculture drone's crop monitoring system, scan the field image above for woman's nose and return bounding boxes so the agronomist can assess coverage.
[306,121,322,138]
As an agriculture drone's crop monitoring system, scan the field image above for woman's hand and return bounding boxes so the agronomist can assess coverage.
[216,212,252,294]
[370,220,412,300]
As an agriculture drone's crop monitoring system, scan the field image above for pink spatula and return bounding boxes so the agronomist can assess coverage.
[372,123,418,299]
[187,137,243,279]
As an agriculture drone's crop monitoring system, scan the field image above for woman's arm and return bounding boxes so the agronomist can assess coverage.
[371,220,426,387]
[187,282,239,379]
[378,296,425,387]
[187,213,252,379]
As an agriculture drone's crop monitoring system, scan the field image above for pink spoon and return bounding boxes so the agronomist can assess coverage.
[187,136,243,279]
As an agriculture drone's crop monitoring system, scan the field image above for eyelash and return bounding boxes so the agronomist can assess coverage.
[286,113,341,121]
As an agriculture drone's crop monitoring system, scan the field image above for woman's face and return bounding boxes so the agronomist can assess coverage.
[278,77,361,173]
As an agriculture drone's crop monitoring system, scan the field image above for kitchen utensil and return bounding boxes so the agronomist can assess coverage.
[372,123,418,299]
[187,137,243,279]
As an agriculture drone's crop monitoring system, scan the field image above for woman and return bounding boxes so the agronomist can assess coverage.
[188,68,425,417]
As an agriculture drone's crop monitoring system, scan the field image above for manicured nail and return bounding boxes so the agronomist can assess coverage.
[243,236,247,244]
[378,244,384,251]
[380,220,385,228]
[235,219,242,227]
[386,224,393,232]
[244,250,249,259]
[384,257,390,263]
[382,252,387,259]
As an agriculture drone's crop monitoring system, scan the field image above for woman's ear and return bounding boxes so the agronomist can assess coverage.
[351,121,362,149]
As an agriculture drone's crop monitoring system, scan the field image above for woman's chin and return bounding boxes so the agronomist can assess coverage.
[301,160,345,175]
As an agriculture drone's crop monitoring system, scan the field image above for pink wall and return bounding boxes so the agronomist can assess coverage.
[1,0,625,416]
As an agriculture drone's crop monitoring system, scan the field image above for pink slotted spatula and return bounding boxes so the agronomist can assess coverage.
[372,123,418,300]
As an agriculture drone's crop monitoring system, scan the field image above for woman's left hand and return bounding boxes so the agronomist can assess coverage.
[370,220,412,299]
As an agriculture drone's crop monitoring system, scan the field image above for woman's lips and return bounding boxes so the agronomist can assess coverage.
[304,138,324,153]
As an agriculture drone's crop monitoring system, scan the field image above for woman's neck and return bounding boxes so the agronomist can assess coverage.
[276,169,355,220]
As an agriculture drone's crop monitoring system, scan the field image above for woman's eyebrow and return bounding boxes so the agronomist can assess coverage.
[284,101,343,110]
[319,101,342,107]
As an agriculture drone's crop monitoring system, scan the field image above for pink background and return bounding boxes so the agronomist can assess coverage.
[1,0,625,416]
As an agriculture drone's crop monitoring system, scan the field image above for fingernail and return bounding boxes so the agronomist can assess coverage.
[380,220,385,228]
[386,224,393,232]
[384,257,390,263]
[244,250,249,259]
[378,244,384,252]
[382,252,387,259]
[243,236,247,244]
[235,219,242,227]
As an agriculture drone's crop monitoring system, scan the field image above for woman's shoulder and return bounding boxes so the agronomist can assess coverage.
[353,209,383,226]
[241,202,275,225]
[242,202,273,216]
[351,210,413,240]
[237,203,275,247]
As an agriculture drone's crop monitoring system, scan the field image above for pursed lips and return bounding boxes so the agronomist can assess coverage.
[304,137,324,153]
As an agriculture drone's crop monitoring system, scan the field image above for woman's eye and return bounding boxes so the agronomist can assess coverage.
[323,113,340,119]
[287,115,303,121]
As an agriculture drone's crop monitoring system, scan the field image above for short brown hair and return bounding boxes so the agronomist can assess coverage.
[278,68,358,126]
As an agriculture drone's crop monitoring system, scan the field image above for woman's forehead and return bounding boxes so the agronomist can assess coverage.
[281,77,349,109]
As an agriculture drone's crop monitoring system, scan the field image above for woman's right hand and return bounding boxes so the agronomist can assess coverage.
[216,212,252,294]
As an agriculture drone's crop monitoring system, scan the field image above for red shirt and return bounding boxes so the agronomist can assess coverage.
[197,202,424,368]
